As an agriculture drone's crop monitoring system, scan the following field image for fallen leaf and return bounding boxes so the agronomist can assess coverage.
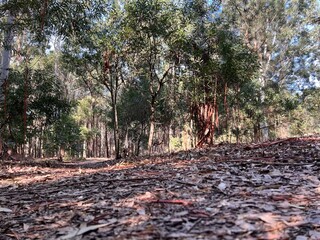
[270,169,281,176]
[258,213,279,224]
[174,210,189,217]
[295,236,308,240]
[60,223,114,239]
[0,207,12,213]
[167,232,196,238]
[217,182,227,191]
[137,208,146,215]
[23,223,30,231]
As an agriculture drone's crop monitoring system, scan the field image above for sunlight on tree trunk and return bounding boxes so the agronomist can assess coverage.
[147,106,155,154]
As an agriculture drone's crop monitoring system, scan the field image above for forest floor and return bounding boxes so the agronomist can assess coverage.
[0,137,320,240]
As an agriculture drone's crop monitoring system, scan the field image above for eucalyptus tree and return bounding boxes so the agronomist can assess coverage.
[124,0,182,154]
[62,0,128,159]
[178,0,259,145]
[1,53,73,158]
[117,83,150,156]
[221,0,320,140]
[101,0,127,159]
[0,0,107,98]
[0,0,108,156]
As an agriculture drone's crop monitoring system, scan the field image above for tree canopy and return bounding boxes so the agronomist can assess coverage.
[0,0,319,159]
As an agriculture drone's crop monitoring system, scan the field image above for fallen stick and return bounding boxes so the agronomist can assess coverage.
[149,199,193,206]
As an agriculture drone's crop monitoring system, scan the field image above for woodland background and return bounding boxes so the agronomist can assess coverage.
[0,0,319,160]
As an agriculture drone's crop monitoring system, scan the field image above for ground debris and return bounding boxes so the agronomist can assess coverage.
[0,136,319,239]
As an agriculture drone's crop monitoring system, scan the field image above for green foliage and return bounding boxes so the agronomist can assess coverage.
[118,84,150,127]
[117,81,150,151]
[73,96,107,140]
[169,136,182,151]
[1,0,319,158]
[1,62,72,145]
[289,105,311,135]
[289,88,320,135]
[0,0,108,42]
[44,113,82,156]
[179,6,260,142]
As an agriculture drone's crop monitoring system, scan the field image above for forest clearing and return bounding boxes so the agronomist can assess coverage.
[1,0,320,239]
[1,136,319,239]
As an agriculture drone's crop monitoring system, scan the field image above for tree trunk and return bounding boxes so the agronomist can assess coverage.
[83,140,87,158]
[100,121,106,157]
[39,126,43,158]
[123,126,129,157]
[22,66,29,158]
[92,114,95,157]
[224,83,229,129]
[196,103,214,147]
[0,8,13,101]
[105,126,110,158]
[260,79,269,142]
[212,77,218,142]
[148,105,155,154]
[87,120,93,157]
[59,146,65,161]
[0,7,14,152]
[136,123,144,156]
[112,100,120,159]
[96,118,99,157]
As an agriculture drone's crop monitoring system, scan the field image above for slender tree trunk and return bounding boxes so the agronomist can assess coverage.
[87,126,90,157]
[105,127,110,158]
[22,66,29,158]
[96,117,99,157]
[224,82,229,129]
[92,114,95,157]
[3,76,9,121]
[39,126,43,158]
[83,139,87,158]
[136,123,143,156]
[100,121,106,157]
[123,126,129,157]
[212,77,218,143]
[259,76,269,142]
[59,146,65,161]
[148,105,155,154]
[28,137,31,157]
[111,96,120,159]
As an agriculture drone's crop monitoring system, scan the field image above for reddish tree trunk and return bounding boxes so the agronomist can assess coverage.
[224,83,229,128]
[40,0,48,31]
[196,103,215,147]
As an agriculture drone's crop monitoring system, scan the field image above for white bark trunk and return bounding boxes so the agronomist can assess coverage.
[0,9,14,101]
[0,5,14,150]
[259,76,269,142]
[83,140,87,158]
[147,106,155,154]
[100,122,106,157]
